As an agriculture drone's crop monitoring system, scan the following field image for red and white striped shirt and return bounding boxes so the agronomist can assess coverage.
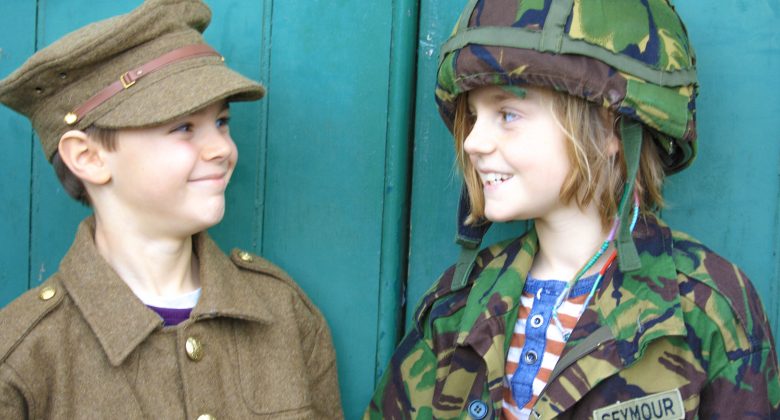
[502,274,598,419]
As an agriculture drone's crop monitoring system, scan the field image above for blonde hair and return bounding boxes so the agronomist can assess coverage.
[454,87,665,228]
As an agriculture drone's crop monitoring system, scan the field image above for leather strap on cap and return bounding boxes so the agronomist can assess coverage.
[63,44,222,126]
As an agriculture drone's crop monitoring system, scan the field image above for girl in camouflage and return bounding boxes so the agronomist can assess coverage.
[366,1,779,419]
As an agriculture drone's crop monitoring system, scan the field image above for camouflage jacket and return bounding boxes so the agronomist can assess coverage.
[365,215,780,419]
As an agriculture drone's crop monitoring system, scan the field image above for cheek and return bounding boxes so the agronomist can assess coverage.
[163,142,200,167]
[229,141,239,166]
[139,144,199,186]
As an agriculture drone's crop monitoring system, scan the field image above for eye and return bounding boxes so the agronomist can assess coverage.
[170,122,193,134]
[500,110,520,123]
[216,116,230,129]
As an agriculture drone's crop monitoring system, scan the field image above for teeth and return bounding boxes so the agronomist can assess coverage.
[483,173,511,185]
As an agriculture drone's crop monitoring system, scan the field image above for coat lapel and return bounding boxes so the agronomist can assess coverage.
[434,231,538,417]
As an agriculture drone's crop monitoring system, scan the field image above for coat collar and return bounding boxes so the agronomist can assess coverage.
[58,216,274,366]
[457,215,686,361]
[456,228,538,347]
[581,214,686,365]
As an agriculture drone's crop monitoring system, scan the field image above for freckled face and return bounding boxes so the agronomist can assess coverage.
[101,101,237,237]
[464,86,571,223]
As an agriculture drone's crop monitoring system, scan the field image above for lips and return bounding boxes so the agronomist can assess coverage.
[189,173,227,182]
[188,171,231,190]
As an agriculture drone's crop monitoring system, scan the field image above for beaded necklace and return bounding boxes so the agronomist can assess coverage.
[550,194,640,340]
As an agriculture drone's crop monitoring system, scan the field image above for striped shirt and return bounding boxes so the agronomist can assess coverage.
[502,273,598,419]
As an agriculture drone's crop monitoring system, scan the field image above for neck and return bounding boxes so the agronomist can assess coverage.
[93,212,201,299]
[530,205,613,281]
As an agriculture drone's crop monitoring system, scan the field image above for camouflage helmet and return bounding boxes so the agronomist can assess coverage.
[435,0,698,174]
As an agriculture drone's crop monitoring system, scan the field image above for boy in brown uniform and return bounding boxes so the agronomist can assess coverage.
[0,0,342,418]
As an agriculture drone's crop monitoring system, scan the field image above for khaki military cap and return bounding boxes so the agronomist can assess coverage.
[0,0,265,160]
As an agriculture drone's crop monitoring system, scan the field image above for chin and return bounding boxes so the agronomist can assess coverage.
[193,206,226,231]
[483,211,515,223]
[483,204,516,222]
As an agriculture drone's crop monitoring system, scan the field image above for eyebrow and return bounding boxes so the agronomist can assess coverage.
[467,92,520,108]
[491,92,521,103]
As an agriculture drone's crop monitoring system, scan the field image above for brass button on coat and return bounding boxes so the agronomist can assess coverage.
[196,414,215,420]
[238,251,253,262]
[185,337,204,361]
[39,286,56,301]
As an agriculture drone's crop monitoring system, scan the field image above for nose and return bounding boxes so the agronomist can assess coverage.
[463,117,495,156]
[201,129,236,163]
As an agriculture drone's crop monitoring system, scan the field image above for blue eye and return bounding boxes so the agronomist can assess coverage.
[501,111,520,123]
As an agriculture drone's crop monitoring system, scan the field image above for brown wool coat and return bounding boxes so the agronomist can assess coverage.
[0,217,343,419]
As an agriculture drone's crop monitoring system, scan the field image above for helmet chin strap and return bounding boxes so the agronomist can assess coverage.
[452,184,490,291]
[616,119,643,272]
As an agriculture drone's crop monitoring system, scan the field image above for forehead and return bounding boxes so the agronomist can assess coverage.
[466,85,544,106]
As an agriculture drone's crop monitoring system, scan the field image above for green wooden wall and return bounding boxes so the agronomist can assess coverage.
[1,1,778,418]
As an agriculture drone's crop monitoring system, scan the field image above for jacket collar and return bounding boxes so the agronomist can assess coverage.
[583,214,686,364]
[58,216,273,367]
[457,229,537,349]
[447,215,686,355]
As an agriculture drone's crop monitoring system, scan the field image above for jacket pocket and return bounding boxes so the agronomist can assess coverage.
[233,320,312,415]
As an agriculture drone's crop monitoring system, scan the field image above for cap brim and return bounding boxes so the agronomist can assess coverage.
[91,62,265,129]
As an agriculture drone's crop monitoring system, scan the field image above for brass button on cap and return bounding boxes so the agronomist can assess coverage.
[63,112,78,125]
[238,251,253,262]
[196,415,215,420]
[39,286,56,301]
[185,337,204,361]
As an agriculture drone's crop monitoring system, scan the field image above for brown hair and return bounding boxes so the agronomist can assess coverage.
[52,126,118,206]
[454,87,665,228]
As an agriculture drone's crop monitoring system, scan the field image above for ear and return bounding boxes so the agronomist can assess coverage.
[606,129,620,157]
[604,112,621,158]
[58,130,112,185]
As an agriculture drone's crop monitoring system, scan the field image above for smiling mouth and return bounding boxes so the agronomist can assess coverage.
[190,173,227,182]
[481,172,513,187]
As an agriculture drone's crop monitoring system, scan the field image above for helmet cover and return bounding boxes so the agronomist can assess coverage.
[436,0,698,173]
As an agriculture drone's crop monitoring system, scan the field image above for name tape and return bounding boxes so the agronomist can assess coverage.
[592,389,685,420]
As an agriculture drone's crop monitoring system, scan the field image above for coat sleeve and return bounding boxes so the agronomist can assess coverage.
[304,310,343,419]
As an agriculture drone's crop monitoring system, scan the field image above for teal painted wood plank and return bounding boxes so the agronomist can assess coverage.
[664,1,780,346]
[0,2,36,306]
[374,0,419,382]
[261,2,394,417]
[203,0,270,252]
[405,0,466,329]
